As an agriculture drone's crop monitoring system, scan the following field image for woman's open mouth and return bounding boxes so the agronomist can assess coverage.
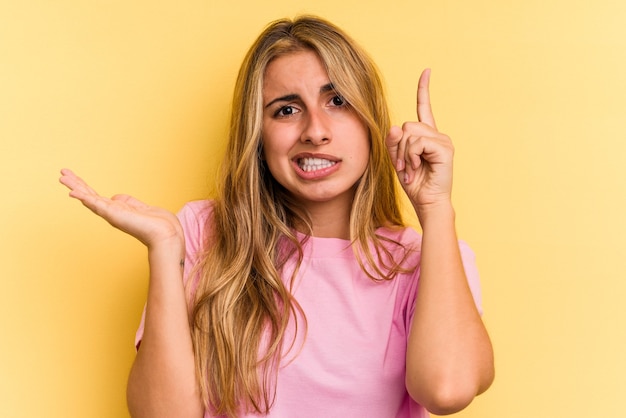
[297,157,337,172]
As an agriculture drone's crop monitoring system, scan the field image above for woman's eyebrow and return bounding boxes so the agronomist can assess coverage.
[264,84,336,109]
[320,83,335,94]
[264,94,299,109]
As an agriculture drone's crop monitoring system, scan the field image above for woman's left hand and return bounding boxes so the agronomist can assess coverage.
[385,69,455,216]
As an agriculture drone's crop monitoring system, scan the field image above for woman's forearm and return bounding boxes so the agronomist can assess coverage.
[406,203,494,415]
[127,240,203,418]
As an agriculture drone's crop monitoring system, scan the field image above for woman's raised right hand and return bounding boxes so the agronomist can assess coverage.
[59,169,184,250]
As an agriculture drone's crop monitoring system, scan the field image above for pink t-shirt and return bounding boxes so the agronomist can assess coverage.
[136,200,483,417]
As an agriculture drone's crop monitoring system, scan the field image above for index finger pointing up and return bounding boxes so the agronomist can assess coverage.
[417,68,437,129]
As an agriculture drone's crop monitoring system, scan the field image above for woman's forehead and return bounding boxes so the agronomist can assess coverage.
[262,50,331,98]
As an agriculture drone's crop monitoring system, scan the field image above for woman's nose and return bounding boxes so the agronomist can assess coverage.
[300,110,331,145]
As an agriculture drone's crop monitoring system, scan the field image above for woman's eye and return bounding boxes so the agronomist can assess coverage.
[275,105,296,117]
[331,95,346,106]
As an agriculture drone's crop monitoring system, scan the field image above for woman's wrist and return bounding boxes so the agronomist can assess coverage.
[414,200,456,231]
[147,236,185,269]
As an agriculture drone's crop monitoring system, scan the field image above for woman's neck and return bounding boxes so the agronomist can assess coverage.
[297,199,352,240]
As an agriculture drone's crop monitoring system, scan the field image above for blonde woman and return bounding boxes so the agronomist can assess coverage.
[60,15,493,418]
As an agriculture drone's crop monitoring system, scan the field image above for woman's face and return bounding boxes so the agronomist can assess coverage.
[261,50,370,213]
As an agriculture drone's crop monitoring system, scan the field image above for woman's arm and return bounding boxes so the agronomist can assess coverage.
[127,239,203,418]
[59,169,203,417]
[406,202,494,414]
[385,71,494,414]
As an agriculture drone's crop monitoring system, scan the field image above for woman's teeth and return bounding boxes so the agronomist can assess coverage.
[298,157,337,172]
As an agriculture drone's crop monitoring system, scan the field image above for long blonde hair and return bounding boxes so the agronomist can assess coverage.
[190,15,407,416]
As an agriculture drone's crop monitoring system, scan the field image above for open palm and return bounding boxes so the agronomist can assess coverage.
[59,169,183,249]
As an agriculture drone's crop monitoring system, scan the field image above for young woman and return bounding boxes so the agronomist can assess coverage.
[60,15,493,418]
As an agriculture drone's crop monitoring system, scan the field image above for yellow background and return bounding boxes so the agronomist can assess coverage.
[2,1,625,417]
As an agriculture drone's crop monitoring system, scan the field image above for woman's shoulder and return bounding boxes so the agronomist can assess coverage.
[177,199,215,252]
[376,225,422,249]
[377,224,476,260]
[177,199,218,227]
[178,199,215,219]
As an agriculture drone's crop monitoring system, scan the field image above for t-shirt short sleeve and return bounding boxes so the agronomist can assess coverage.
[459,240,483,315]
[406,239,483,334]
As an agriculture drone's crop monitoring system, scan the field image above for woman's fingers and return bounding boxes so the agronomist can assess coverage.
[59,169,183,247]
[60,168,90,196]
[389,122,438,183]
[386,69,438,182]
[111,194,150,211]
[385,125,404,172]
[384,69,456,207]
[417,69,437,129]
[59,168,108,212]
[60,169,130,219]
